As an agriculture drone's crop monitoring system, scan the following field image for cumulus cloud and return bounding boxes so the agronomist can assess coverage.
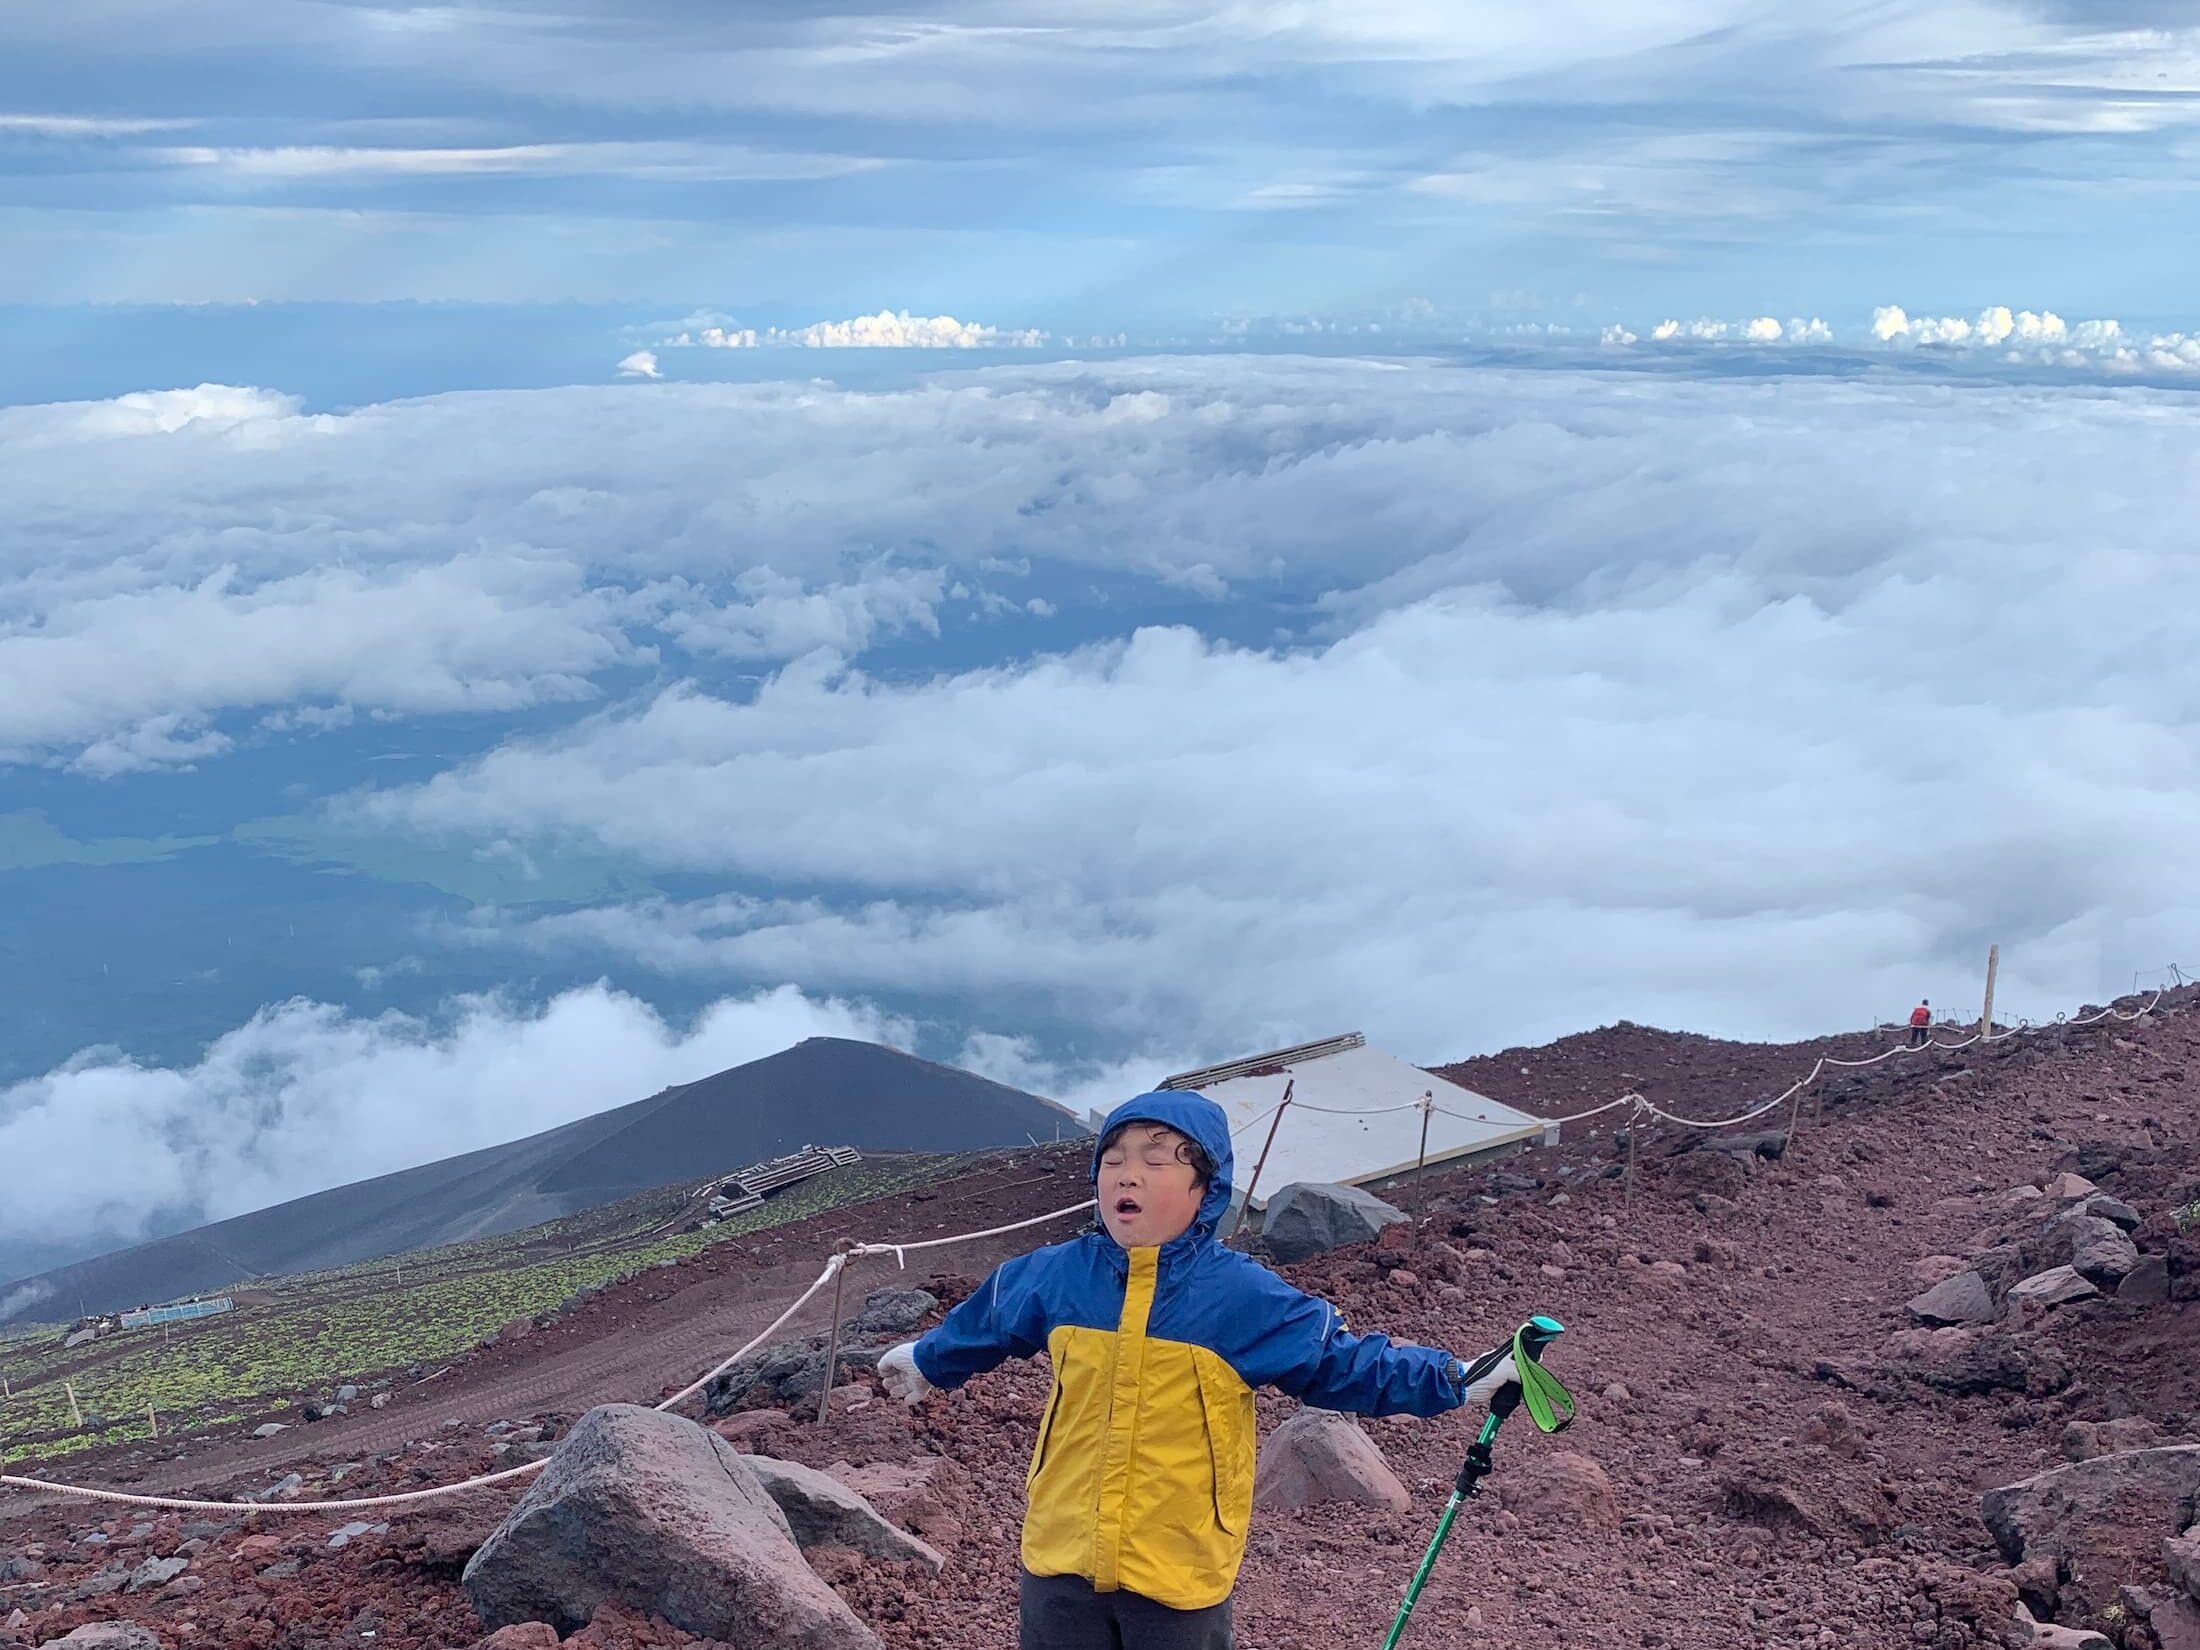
[67,383,303,437]
[0,983,902,1264]
[1606,305,2200,371]
[1635,315,1829,345]
[616,349,660,379]
[0,380,1011,767]
[652,564,947,662]
[0,552,644,771]
[669,311,1046,349]
[1873,304,2200,371]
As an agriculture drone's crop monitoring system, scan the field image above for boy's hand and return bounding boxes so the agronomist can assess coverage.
[877,1341,935,1406]
[1450,1344,1519,1410]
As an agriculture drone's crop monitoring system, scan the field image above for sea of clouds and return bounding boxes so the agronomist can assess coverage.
[5,348,2197,1272]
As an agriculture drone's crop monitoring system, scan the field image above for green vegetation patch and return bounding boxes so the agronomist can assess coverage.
[0,1150,987,1465]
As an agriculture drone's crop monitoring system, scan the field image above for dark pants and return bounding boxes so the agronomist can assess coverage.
[1909,1025,1929,1047]
[1020,1569,1233,1650]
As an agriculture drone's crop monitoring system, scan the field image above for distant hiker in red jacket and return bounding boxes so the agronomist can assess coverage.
[1908,1000,1932,1048]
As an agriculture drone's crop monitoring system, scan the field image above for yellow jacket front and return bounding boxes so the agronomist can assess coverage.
[911,1092,1468,1611]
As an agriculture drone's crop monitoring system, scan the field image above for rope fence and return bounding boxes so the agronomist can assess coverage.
[5,976,2178,1516]
[0,1198,1097,1516]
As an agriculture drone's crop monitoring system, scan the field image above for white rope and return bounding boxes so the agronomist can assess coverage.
[0,1455,553,1517]
[845,1197,1096,1268]
[1434,1093,1635,1130]
[1284,1099,1427,1116]
[648,1254,845,1416]
[0,1198,1097,1515]
[1638,1089,1797,1131]
[1614,986,2170,1134]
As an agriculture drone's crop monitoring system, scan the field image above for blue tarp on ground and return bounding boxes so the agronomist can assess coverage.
[119,1297,232,1329]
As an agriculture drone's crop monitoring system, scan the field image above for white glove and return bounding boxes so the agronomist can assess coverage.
[1452,1349,1518,1409]
[877,1341,935,1407]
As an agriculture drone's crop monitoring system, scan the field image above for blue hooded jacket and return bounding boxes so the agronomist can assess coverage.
[911,1090,1465,1608]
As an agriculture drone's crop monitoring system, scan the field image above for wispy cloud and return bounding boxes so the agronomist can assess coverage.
[0,1280,55,1320]
[0,113,192,137]
[8,3,2196,312]
[151,140,888,181]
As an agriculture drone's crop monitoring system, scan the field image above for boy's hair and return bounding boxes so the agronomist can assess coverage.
[1097,1120,1216,1188]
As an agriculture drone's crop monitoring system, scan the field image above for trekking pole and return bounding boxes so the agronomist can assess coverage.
[1379,1315,1574,1650]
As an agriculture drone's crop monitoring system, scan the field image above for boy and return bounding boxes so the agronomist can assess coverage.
[876,1091,1518,1650]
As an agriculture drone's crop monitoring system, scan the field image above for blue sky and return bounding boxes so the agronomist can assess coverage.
[4,2,2200,1292]
[5,0,2200,333]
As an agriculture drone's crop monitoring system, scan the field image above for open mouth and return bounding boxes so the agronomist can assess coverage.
[1111,1196,1143,1220]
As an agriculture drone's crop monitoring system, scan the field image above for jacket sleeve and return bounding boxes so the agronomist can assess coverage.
[1218,1255,1467,1418]
[910,1249,1053,1390]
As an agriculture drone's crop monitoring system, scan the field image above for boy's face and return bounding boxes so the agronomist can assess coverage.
[1097,1122,1207,1249]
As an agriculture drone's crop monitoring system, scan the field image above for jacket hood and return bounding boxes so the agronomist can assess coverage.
[1092,1090,1235,1239]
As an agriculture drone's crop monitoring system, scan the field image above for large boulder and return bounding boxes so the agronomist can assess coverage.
[35,1628,162,1650]
[824,1456,970,1548]
[2060,1418,2163,1462]
[1261,1183,1408,1265]
[705,1289,935,1413]
[2067,1194,2142,1233]
[743,1456,944,1572]
[1252,1408,1410,1512]
[1716,1449,1890,1539]
[471,1630,560,1650]
[1497,1450,1618,1528]
[2006,1267,2099,1313]
[838,1289,937,1341]
[2051,1216,2142,1286]
[461,1404,880,1647]
[1982,1446,2200,1619]
[1876,1326,2069,1396]
[1907,1270,1997,1326]
[2154,1598,2200,1650]
[2121,1256,2173,1305]
[2167,1526,2200,1602]
[1665,1151,1748,1201]
[2009,1607,2111,1649]
[1699,1130,1787,1161]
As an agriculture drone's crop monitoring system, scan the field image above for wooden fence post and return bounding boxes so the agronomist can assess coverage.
[816,1252,852,1426]
[1226,1080,1294,1240]
[1624,1114,1640,1213]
